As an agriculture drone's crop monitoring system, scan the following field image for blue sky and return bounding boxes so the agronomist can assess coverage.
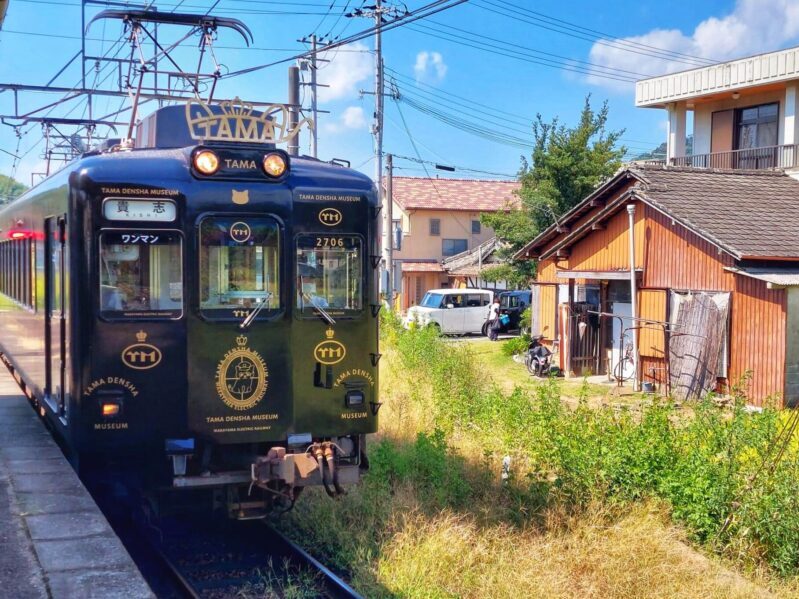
[1,0,799,186]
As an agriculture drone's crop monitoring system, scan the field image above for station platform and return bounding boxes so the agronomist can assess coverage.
[0,369,153,598]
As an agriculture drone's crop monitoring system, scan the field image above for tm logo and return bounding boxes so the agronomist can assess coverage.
[319,208,342,227]
[230,221,252,243]
[121,331,162,370]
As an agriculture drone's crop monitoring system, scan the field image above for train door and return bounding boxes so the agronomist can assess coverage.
[187,215,292,443]
[44,215,67,420]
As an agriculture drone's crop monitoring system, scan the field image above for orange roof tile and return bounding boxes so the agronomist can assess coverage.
[389,177,520,212]
[401,261,446,273]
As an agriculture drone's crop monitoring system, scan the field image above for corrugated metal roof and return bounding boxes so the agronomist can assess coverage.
[726,266,799,287]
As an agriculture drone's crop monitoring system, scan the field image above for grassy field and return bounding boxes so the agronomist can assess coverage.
[276,323,799,598]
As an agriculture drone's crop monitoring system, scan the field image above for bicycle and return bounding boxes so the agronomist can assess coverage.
[613,341,635,383]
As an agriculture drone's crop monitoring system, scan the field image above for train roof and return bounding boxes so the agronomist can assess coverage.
[77,146,374,191]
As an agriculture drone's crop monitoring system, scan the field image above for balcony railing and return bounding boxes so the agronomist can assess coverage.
[666,144,799,171]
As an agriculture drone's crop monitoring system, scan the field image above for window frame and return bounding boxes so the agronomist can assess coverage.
[196,215,284,323]
[471,219,481,234]
[295,232,366,320]
[442,238,468,257]
[98,227,185,322]
[734,101,779,150]
[429,218,441,237]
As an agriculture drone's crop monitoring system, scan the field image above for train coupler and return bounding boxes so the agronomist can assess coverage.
[250,443,358,498]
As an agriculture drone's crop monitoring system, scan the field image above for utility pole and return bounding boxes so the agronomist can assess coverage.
[288,65,300,156]
[374,0,387,299]
[385,153,394,307]
[350,1,400,299]
[310,34,319,158]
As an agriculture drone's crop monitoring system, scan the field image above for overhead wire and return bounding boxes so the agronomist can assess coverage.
[222,0,468,79]
[473,0,715,68]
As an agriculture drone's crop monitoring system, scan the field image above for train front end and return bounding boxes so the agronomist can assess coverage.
[79,104,379,513]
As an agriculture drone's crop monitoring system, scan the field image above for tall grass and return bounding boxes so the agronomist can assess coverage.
[279,313,799,595]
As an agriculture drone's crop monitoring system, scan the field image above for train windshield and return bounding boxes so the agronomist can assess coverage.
[199,216,281,318]
[99,230,183,319]
[296,234,362,316]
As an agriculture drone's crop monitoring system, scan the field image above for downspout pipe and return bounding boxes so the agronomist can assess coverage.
[627,204,640,391]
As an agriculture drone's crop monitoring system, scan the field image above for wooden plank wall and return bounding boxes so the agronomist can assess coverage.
[639,289,667,358]
[730,274,786,404]
[568,208,646,271]
[532,200,788,406]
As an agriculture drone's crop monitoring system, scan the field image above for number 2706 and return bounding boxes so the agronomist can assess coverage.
[316,237,344,247]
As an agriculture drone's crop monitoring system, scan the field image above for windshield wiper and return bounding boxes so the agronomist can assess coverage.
[239,293,272,329]
[299,275,336,326]
[304,292,336,326]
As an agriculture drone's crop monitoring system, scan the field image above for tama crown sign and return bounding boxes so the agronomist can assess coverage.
[185,98,313,144]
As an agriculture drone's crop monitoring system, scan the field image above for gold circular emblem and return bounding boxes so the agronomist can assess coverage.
[215,343,268,411]
[121,343,162,370]
[319,208,342,227]
[313,340,347,365]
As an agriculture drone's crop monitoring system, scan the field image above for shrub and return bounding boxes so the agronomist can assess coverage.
[501,335,530,357]
[317,322,799,579]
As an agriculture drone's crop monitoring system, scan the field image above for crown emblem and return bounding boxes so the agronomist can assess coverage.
[325,328,335,339]
[136,330,147,342]
[185,97,314,144]
[236,335,248,347]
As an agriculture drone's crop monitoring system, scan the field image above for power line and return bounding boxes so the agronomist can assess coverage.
[222,0,468,79]
[422,19,654,78]
[390,153,518,179]
[473,0,715,68]
[406,23,637,83]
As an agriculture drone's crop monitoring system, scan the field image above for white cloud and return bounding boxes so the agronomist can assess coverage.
[413,51,447,83]
[323,106,368,134]
[587,0,799,89]
[318,42,373,103]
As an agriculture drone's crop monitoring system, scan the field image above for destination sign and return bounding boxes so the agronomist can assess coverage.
[103,199,176,222]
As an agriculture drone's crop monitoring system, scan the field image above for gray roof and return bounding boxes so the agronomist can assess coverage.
[442,237,505,276]
[517,165,799,261]
[634,166,799,259]
[726,266,799,287]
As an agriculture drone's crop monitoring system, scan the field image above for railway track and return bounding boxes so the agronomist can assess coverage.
[149,514,362,599]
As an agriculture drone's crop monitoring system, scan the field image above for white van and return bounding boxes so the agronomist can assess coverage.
[404,289,493,335]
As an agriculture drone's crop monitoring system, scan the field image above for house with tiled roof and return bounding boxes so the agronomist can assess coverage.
[516,164,799,406]
[388,176,520,311]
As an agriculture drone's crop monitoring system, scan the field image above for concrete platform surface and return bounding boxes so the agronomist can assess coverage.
[0,368,154,598]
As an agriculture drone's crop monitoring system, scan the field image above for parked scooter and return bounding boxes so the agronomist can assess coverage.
[525,335,552,377]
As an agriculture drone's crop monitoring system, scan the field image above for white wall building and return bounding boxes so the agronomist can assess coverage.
[636,46,799,175]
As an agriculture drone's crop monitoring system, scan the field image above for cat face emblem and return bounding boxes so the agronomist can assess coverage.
[232,189,249,205]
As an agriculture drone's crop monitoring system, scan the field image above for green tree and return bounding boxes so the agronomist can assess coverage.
[0,174,27,205]
[482,97,626,285]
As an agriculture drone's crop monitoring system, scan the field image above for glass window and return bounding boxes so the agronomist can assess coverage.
[199,217,281,317]
[471,220,481,234]
[442,239,468,257]
[466,294,486,307]
[296,234,362,316]
[736,102,778,149]
[100,230,183,318]
[429,218,440,236]
[420,292,443,309]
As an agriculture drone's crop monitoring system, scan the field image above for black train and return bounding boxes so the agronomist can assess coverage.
[0,102,380,515]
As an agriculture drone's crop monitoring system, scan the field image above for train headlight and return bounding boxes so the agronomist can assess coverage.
[101,402,121,417]
[193,149,220,175]
[262,152,287,177]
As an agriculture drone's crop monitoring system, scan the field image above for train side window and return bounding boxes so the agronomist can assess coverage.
[99,230,183,319]
[199,217,281,318]
[296,235,363,317]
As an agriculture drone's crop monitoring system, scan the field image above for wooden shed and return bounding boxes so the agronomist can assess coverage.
[515,165,799,406]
